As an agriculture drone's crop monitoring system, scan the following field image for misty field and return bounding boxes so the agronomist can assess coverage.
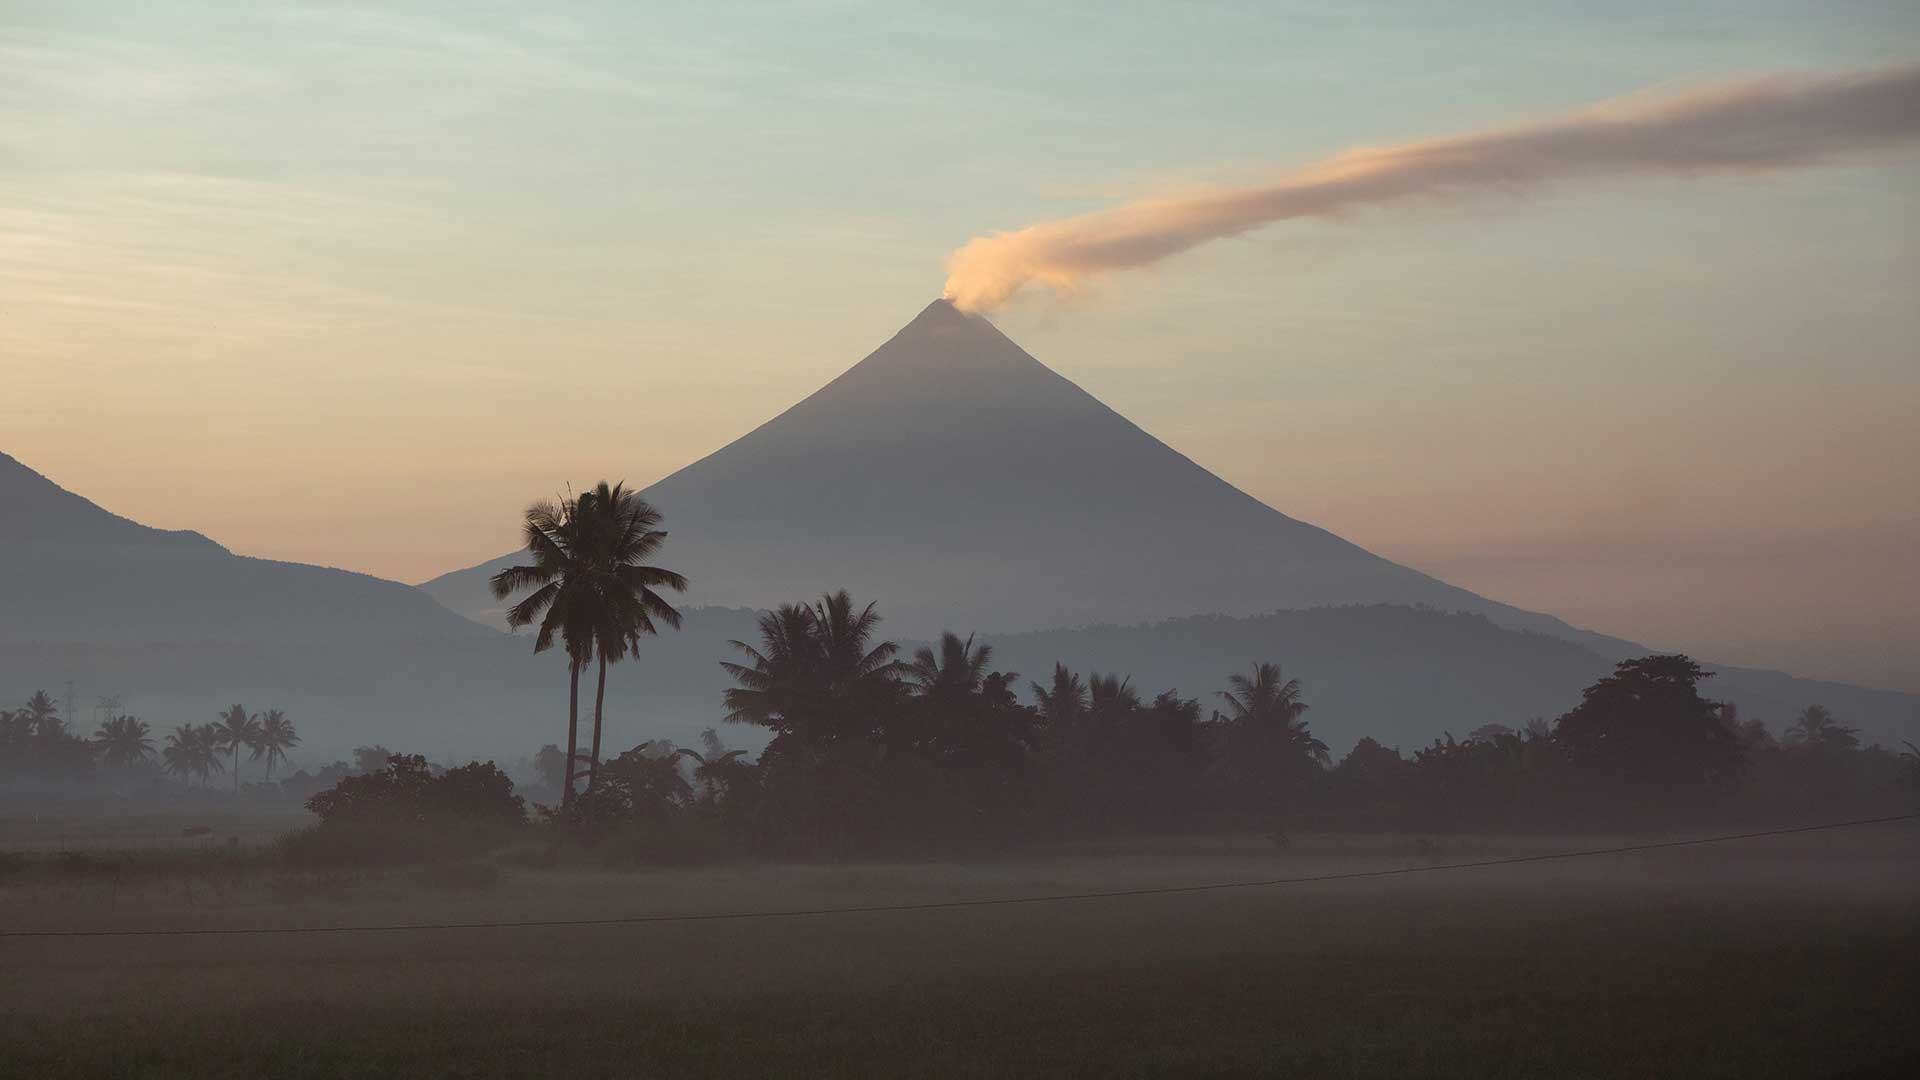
[2,825,1916,1079]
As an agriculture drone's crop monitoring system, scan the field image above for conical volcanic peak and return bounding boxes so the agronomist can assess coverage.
[424,297,1499,634]
[801,297,1098,421]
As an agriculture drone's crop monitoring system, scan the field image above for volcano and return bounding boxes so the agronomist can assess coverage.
[4,307,1916,756]
[424,299,1619,650]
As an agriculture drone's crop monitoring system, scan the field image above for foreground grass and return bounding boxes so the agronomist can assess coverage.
[2,829,1915,1078]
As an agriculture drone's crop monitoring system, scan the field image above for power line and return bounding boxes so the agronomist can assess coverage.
[3,813,1911,940]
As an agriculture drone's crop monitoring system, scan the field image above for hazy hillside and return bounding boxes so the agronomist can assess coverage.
[11,302,1916,764]
[1,452,493,646]
[977,607,1920,754]
[0,451,540,758]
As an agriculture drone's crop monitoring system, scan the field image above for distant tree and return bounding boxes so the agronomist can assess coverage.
[1030,662,1087,739]
[163,723,222,786]
[578,743,694,826]
[253,709,299,780]
[1523,717,1553,740]
[351,745,394,775]
[1029,664,1087,719]
[1405,730,1538,829]
[676,729,749,778]
[1552,655,1741,813]
[1211,662,1326,815]
[307,754,524,830]
[20,690,61,738]
[1467,723,1515,744]
[533,743,570,792]
[92,714,154,769]
[0,706,24,746]
[1720,703,1777,754]
[1330,736,1409,824]
[907,632,997,701]
[722,590,905,748]
[1782,705,1858,753]
[213,705,263,792]
[1216,663,1309,737]
[1,693,94,778]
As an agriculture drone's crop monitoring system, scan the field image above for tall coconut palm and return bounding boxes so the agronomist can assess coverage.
[1782,704,1858,752]
[253,708,299,781]
[164,723,222,787]
[490,492,601,809]
[92,714,154,770]
[1218,662,1327,767]
[162,723,198,784]
[21,690,60,738]
[213,705,263,791]
[573,482,687,793]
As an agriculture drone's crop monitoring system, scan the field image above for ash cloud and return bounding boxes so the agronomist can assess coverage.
[943,64,1920,312]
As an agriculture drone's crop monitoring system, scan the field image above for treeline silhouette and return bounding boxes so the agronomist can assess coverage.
[11,483,1918,862]
[0,695,304,793]
[275,588,1919,864]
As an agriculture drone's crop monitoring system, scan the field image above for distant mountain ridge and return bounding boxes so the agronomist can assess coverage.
[1,445,1914,758]
[0,452,491,646]
[2,452,222,552]
[4,303,1913,759]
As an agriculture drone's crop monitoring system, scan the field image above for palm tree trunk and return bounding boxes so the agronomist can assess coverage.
[232,746,241,792]
[561,655,582,810]
[588,653,609,792]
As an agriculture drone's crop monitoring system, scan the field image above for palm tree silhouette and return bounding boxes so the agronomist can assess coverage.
[1217,662,1328,767]
[254,709,299,781]
[491,494,597,807]
[163,723,222,787]
[811,590,904,693]
[1221,657,1328,772]
[1782,704,1858,752]
[1088,672,1140,720]
[214,705,263,792]
[907,632,996,700]
[1031,664,1087,723]
[722,590,903,744]
[92,714,153,769]
[574,482,687,794]
[676,729,750,796]
[162,724,197,784]
[21,690,60,737]
[720,603,819,731]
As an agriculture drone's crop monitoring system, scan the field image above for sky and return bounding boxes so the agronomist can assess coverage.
[3,2,1917,692]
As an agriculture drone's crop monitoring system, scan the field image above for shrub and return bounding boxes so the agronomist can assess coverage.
[289,754,526,865]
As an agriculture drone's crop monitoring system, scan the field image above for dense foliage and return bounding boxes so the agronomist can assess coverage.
[7,590,1916,859]
[517,592,1919,856]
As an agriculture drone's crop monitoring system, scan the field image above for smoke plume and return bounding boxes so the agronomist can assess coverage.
[942,64,1920,312]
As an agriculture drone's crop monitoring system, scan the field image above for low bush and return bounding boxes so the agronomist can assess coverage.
[285,754,526,865]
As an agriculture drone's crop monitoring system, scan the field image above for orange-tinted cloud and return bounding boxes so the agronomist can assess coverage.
[944,64,1920,311]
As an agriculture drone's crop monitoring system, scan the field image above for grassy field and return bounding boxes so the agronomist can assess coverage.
[0,806,310,854]
[2,825,1915,1078]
